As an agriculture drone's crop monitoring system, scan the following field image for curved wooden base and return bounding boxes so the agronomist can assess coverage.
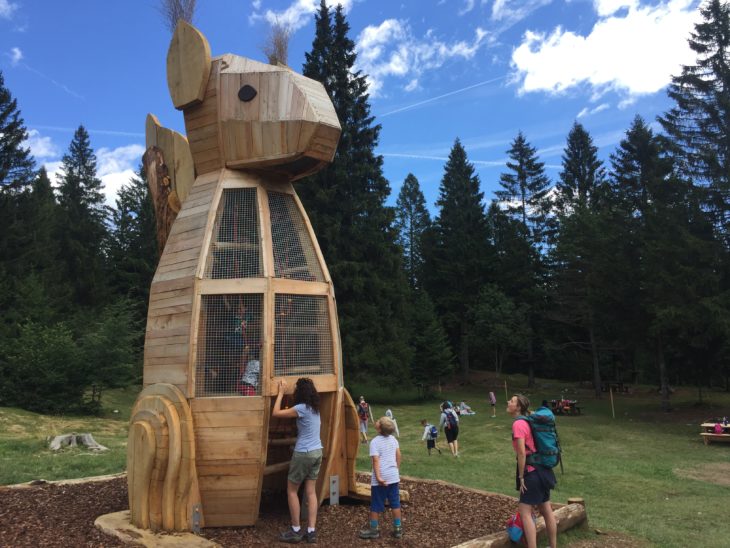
[127,383,202,531]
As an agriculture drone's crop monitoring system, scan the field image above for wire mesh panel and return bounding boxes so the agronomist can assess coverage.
[274,294,333,377]
[268,192,325,282]
[195,294,263,397]
[205,188,263,279]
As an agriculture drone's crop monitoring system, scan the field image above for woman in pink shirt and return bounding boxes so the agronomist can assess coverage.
[507,394,557,548]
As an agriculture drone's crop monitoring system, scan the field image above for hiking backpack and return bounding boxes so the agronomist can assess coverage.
[445,409,458,429]
[429,424,438,438]
[516,407,563,472]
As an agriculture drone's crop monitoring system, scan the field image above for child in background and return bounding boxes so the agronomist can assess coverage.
[385,409,400,438]
[489,391,497,418]
[359,417,403,540]
[420,419,442,455]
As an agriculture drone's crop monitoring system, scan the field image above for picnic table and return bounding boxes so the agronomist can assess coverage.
[700,422,730,445]
[550,399,581,416]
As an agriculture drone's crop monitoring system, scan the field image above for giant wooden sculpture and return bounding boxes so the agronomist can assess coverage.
[127,21,361,531]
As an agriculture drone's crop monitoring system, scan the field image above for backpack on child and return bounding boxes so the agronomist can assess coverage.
[358,402,369,421]
[429,424,438,438]
[444,409,458,429]
[515,406,563,472]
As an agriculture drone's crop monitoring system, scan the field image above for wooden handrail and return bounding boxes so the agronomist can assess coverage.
[264,461,291,475]
[268,437,297,446]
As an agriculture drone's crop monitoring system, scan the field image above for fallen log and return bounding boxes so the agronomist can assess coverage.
[453,502,587,547]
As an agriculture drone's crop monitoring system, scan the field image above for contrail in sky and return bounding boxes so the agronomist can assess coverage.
[381,152,506,167]
[378,74,508,118]
[19,63,85,100]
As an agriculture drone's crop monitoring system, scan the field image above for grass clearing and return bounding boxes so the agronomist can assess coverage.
[1,380,728,546]
[355,379,730,548]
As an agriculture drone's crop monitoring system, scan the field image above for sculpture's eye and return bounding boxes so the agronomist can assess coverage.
[238,85,257,102]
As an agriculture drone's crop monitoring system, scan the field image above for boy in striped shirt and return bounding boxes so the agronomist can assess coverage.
[359,416,403,539]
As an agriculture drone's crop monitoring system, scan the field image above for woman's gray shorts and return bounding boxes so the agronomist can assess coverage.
[288,448,323,484]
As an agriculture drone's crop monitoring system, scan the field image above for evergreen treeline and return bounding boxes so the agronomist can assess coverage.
[1,0,729,413]
[0,72,157,412]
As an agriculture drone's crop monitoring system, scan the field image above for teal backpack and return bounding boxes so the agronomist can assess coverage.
[516,406,563,472]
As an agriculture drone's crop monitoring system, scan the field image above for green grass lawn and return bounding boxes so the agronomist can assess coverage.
[354,378,730,548]
[1,379,728,547]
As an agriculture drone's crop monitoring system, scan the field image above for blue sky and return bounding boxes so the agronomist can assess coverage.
[0,0,703,212]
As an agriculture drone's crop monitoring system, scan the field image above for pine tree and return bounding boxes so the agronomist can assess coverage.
[56,126,110,307]
[557,122,605,211]
[609,116,714,410]
[108,166,157,310]
[409,291,454,397]
[395,173,431,289]
[550,123,609,395]
[423,139,490,379]
[0,70,36,321]
[299,1,411,380]
[0,70,34,194]
[495,132,550,385]
[470,284,530,378]
[496,131,551,246]
[659,0,730,237]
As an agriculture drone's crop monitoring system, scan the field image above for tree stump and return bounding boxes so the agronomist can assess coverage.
[49,433,109,452]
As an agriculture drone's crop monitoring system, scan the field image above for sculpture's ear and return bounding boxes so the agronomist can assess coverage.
[167,20,212,110]
[145,113,195,207]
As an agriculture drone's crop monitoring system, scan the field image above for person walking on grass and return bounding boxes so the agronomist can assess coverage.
[420,419,442,455]
[440,401,460,456]
[507,394,557,548]
[272,378,322,544]
[359,416,403,540]
[357,395,374,444]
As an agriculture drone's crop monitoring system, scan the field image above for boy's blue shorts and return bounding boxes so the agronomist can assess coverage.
[370,482,400,513]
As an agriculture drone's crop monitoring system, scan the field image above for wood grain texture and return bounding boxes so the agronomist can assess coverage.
[167,21,212,109]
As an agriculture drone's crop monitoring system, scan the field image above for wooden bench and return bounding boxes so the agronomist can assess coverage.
[700,432,730,445]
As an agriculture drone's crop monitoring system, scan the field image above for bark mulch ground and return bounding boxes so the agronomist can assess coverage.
[0,474,517,547]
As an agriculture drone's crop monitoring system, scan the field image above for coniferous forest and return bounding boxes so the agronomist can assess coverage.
[1,0,730,414]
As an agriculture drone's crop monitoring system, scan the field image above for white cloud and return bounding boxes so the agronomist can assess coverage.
[593,0,637,16]
[96,144,145,178]
[97,144,144,207]
[101,169,137,208]
[249,0,356,32]
[404,78,419,92]
[355,20,489,97]
[0,0,18,19]
[459,0,476,16]
[511,0,700,99]
[9,46,22,65]
[492,0,554,26]
[23,129,59,159]
[576,102,610,118]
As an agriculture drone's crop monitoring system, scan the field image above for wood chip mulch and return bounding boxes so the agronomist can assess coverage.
[0,474,517,547]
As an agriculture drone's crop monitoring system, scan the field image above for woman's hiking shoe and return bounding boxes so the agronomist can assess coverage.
[279,527,304,543]
[392,526,403,539]
[358,525,380,539]
[305,530,317,543]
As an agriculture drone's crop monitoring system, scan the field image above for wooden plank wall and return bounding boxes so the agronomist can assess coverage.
[191,397,267,526]
[184,60,222,176]
[144,171,220,395]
